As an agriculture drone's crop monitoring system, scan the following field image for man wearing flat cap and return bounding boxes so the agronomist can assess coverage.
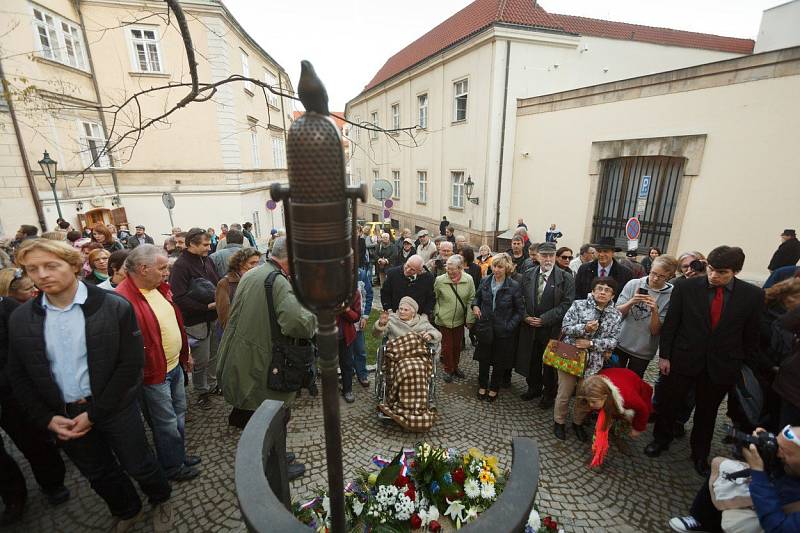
[515,242,575,407]
[768,229,800,272]
[574,236,633,302]
[127,225,154,249]
[416,230,437,263]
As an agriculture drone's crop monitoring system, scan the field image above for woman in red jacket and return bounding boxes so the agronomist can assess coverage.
[576,367,653,467]
[337,290,362,404]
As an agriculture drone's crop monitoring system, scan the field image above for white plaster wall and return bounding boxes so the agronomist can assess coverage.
[755,0,800,53]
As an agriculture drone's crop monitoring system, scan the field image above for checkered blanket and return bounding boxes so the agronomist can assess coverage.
[378,333,436,432]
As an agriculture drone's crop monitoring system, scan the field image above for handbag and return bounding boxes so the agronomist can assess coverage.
[264,271,316,393]
[542,333,587,377]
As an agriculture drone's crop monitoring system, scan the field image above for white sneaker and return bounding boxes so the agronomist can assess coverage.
[152,501,174,533]
[112,509,143,532]
[668,516,710,532]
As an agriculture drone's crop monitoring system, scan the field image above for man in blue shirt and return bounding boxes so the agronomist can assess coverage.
[7,239,173,532]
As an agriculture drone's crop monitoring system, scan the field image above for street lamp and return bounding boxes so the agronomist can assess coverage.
[465,174,479,205]
[38,151,63,219]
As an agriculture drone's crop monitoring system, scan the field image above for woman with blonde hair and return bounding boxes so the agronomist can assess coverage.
[84,248,110,285]
[576,367,653,467]
[475,245,493,277]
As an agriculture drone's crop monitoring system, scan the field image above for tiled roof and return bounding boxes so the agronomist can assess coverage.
[550,14,755,55]
[360,0,754,94]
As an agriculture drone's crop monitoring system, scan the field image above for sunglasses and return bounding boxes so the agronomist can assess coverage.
[783,424,800,448]
[560,255,573,260]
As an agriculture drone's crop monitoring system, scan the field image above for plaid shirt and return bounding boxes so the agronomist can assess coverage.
[378,333,435,432]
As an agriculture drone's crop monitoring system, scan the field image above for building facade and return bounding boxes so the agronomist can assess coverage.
[511,46,800,282]
[344,0,752,244]
[0,0,293,239]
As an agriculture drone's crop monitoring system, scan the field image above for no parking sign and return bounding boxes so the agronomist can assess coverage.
[626,217,641,251]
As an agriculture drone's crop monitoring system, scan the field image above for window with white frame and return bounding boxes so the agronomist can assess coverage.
[32,7,88,70]
[417,171,427,203]
[272,136,286,168]
[391,104,400,130]
[453,79,468,122]
[264,70,278,107]
[78,121,110,168]
[417,94,428,129]
[391,170,400,199]
[129,28,162,73]
[249,121,260,167]
[356,168,363,185]
[450,171,465,208]
[370,111,378,140]
[241,50,252,92]
[372,169,379,188]
[353,115,361,141]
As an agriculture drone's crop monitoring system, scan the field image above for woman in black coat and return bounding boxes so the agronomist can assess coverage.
[472,254,524,402]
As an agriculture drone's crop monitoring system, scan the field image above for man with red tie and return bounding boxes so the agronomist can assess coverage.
[645,246,763,476]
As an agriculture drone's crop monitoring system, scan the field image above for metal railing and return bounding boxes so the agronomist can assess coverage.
[235,399,541,533]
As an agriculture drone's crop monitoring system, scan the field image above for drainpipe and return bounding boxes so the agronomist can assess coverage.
[74,0,121,199]
[493,40,511,248]
[0,57,48,231]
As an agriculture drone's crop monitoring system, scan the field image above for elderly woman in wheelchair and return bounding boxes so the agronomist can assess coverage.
[372,296,441,432]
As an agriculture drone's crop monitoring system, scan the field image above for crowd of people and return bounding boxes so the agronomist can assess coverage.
[1,214,799,532]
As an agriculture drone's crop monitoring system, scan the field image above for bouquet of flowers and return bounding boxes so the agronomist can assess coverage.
[525,507,565,533]
[292,442,556,532]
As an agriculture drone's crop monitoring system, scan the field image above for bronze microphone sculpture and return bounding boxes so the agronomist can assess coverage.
[271,60,366,533]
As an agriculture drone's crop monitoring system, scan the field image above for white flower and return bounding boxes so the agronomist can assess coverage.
[464,479,480,499]
[445,499,466,522]
[480,481,496,500]
[352,499,363,517]
[419,505,440,526]
[322,497,330,516]
[527,509,541,530]
[394,494,414,521]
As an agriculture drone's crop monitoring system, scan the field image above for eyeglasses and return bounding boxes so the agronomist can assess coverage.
[650,271,669,281]
[593,286,614,294]
[560,255,573,260]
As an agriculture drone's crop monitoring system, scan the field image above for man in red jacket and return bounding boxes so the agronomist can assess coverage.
[116,244,201,482]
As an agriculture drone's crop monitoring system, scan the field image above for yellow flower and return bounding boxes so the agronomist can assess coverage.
[468,447,484,460]
[479,470,492,483]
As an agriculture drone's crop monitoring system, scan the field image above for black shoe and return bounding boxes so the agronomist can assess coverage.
[674,422,686,439]
[287,462,306,481]
[453,369,466,379]
[443,373,454,383]
[184,455,202,467]
[342,392,355,403]
[573,423,589,443]
[286,452,296,464]
[168,465,200,482]
[196,394,212,410]
[520,389,540,401]
[0,500,25,526]
[538,396,555,409]
[209,385,223,396]
[644,440,669,458]
[693,458,710,477]
[43,485,70,506]
[554,423,566,441]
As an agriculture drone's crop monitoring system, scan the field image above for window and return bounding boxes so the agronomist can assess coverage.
[249,121,260,167]
[78,121,110,168]
[417,94,428,129]
[453,79,468,122]
[370,111,379,140]
[391,103,400,130]
[241,50,252,92]
[272,136,286,168]
[392,170,400,199]
[417,171,427,203]
[129,28,161,73]
[353,115,361,141]
[264,70,278,107]
[32,8,87,70]
[450,171,465,208]
[356,168,363,185]
[372,169,380,189]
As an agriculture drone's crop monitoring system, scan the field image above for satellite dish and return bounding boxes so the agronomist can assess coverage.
[371,179,393,202]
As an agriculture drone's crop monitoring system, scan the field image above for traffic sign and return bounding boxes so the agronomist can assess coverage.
[384,199,394,209]
[161,192,175,210]
[266,199,277,211]
[383,209,391,219]
[638,176,651,198]
[625,217,641,241]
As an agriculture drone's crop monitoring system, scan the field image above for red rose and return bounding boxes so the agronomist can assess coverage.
[405,487,416,501]
[410,514,422,529]
[429,520,442,532]
[452,468,466,485]
[394,475,410,488]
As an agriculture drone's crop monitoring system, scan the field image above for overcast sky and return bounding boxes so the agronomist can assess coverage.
[223,0,785,111]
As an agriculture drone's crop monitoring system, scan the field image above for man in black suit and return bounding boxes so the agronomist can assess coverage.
[768,229,800,272]
[645,246,764,476]
[515,242,575,408]
[574,236,633,301]
[380,255,435,317]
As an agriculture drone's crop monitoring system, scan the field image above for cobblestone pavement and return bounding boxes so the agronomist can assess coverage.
[4,347,732,533]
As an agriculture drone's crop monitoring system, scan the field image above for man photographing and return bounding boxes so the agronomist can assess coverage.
[669,425,800,532]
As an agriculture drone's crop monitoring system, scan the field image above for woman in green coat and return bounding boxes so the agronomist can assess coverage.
[433,255,476,382]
